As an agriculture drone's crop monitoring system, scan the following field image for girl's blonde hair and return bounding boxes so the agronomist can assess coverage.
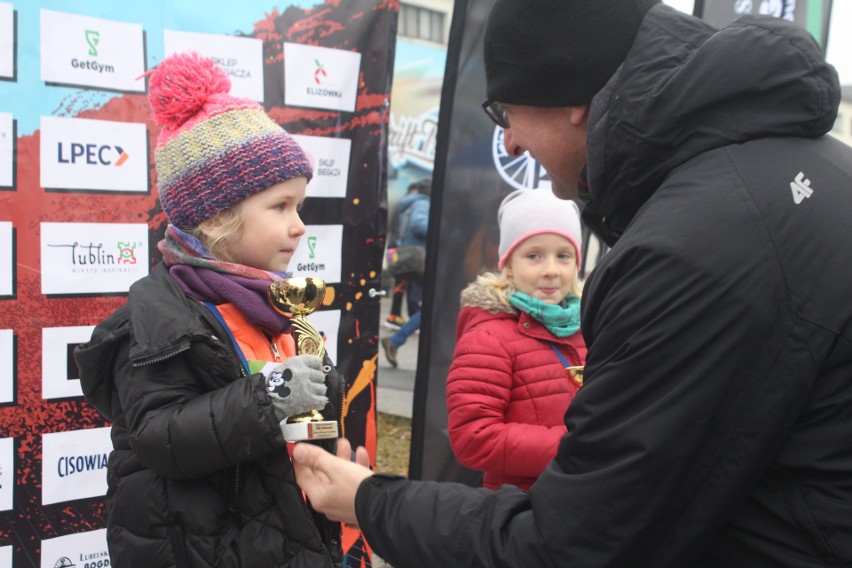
[187,204,247,263]
[477,262,583,308]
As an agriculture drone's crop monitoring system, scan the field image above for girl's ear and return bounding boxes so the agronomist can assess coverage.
[196,217,220,241]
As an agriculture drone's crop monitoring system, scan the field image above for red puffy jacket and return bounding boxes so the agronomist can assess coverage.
[447,282,586,490]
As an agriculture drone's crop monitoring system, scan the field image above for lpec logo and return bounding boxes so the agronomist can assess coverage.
[58,141,129,167]
[85,29,99,56]
[40,116,148,193]
[41,222,149,295]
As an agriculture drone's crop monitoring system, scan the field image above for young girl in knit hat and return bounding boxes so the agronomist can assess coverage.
[75,52,344,567]
[447,188,587,491]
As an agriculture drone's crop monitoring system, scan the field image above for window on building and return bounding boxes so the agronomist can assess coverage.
[399,3,445,44]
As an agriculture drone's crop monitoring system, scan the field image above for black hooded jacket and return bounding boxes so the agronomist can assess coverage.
[354,6,852,567]
[75,262,344,568]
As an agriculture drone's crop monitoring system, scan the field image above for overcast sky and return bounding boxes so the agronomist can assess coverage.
[664,0,851,85]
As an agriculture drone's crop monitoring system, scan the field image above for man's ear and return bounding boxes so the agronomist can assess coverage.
[569,105,590,126]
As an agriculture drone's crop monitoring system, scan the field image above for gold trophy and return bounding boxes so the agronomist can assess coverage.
[268,277,339,441]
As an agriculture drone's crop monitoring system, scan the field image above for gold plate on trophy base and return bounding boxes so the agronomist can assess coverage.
[280,419,339,441]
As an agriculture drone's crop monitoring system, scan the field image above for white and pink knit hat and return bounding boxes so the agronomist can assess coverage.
[497,189,583,269]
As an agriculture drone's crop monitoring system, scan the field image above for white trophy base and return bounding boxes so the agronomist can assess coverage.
[280,419,338,441]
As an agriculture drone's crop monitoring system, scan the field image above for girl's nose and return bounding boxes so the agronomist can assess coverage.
[290,214,306,237]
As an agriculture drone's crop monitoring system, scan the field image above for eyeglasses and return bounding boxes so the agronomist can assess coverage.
[481,99,509,129]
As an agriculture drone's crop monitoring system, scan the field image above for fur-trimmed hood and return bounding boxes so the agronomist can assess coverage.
[459,279,517,315]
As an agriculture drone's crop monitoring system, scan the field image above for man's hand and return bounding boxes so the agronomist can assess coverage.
[293,438,373,526]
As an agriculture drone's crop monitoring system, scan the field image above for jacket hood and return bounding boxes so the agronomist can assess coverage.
[399,192,429,213]
[456,280,516,339]
[583,4,840,245]
[75,264,214,419]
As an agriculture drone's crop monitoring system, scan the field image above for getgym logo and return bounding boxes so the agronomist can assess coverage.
[72,28,115,74]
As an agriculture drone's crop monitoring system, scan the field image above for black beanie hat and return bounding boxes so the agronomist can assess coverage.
[484,0,659,107]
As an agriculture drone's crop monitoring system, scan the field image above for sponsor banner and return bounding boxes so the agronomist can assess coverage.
[40,9,146,92]
[0,329,13,404]
[42,326,95,400]
[0,111,12,187]
[40,528,109,568]
[164,29,264,102]
[306,309,341,365]
[0,437,13,511]
[0,544,10,567]
[0,3,12,80]
[290,224,343,284]
[0,221,12,297]
[389,107,440,173]
[42,427,111,506]
[39,116,148,193]
[284,42,361,112]
[292,134,351,198]
[40,222,149,295]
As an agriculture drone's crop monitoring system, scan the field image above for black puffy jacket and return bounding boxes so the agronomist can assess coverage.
[354,5,852,567]
[75,262,344,568]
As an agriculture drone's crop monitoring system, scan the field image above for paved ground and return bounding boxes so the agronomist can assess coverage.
[370,295,418,568]
[375,295,417,419]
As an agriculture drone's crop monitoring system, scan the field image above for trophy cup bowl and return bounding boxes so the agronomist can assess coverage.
[267,277,338,441]
[268,277,325,317]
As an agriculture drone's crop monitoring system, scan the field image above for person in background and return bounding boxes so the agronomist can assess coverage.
[74,52,344,568]
[384,178,431,330]
[292,1,852,566]
[447,188,586,490]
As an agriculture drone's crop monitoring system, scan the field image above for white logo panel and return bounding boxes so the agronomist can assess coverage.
[0,544,10,567]
[0,329,13,404]
[0,437,13,511]
[306,310,341,365]
[42,427,111,506]
[40,222,149,295]
[40,9,145,92]
[0,111,13,188]
[0,221,12,296]
[164,29,264,102]
[0,3,13,79]
[40,116,148,193]
[284,43,360,112]
[290,225,343,284]
[42,326,94,400]
[292,135,351,198]
[41,528,110,568]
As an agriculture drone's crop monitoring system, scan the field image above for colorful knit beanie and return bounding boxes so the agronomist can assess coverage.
[497,189,583,269]
[149,51,313,229]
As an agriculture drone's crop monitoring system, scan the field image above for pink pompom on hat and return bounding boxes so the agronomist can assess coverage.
[497,189,583,269]
[149,51,313,229]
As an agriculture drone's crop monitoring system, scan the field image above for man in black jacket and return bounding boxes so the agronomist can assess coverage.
[294,1,852,566]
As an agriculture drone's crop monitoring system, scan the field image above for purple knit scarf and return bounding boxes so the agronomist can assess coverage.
[158,226,292,336]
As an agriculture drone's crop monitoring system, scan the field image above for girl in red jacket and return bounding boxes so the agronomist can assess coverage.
[447,188,587,490]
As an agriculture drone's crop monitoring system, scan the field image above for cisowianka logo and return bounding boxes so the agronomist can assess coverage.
[42,428,111,505]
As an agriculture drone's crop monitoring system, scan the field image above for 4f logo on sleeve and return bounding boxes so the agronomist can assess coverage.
[790,171,813,205]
